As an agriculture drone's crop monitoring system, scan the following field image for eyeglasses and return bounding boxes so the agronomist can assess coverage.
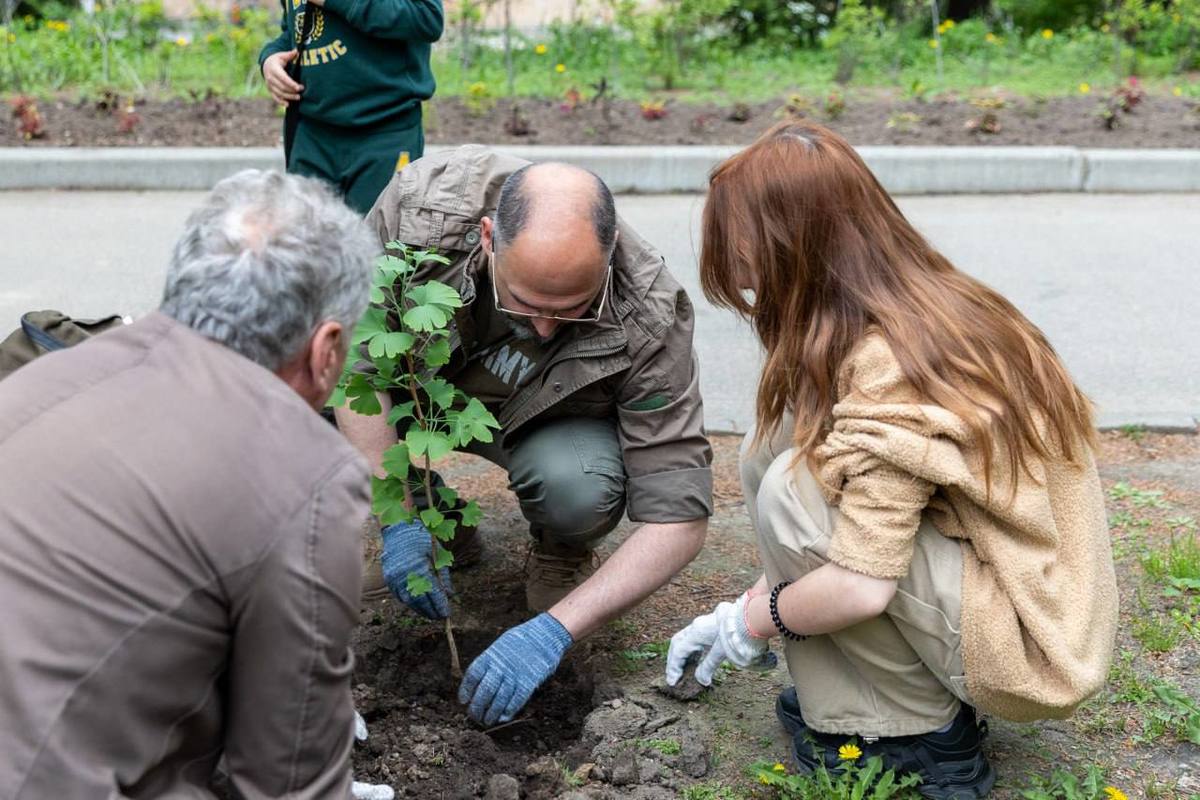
[488,248,612,324]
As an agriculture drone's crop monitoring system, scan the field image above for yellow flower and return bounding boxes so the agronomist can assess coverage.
[555,62,566,73]
[46,19,70,32]
[838,743,863,761]
[1173,86,1184,97]
[1079,82,1091,94]
[175,35,188,46]
[928,38,939,48]
[1042,28,1054,39]
[6,33,13,43]
[1103,788,1128,800]
[534,43,547,55]
[757,775,771,785]
[205,32,217,43]
[1101,22,1111,33]
[772,762,786,773]
[985,32,998,43]
[1173,13,1182,23]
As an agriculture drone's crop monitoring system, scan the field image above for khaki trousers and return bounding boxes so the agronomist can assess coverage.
[741,423,973,738]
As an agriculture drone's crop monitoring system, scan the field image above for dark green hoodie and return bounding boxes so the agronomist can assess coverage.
[259,0,441,130]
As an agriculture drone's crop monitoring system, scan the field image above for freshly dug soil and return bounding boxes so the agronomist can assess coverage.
[4,92,1199,148]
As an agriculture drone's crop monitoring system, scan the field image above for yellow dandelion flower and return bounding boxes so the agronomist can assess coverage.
[943,19,955,30]
[772,762,786,773]
[6,33,13,43]
[1173,86,1184,97]
[985,32,997,43]
[534,43,547,55]
[928,38,939,48]
[175,35,188,46]
[838,743,863,761]
[1079,82,1091,94]
[1103,788,1127,800]
[757,775,771,785]
[1042,28,1054,39]
[555,62,566,73]
[1101,22,1111,33]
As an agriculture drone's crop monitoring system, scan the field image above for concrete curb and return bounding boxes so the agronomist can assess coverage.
[2,145,1200,194]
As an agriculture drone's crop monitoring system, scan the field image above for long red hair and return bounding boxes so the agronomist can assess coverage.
[700,120,1095,491]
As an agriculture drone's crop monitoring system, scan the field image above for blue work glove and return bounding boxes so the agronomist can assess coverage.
[458,613,573,726]
[381,520,451,620]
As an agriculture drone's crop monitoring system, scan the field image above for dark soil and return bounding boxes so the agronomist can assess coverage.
[5,91,1200,148]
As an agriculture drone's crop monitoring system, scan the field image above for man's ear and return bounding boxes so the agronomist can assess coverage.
[308,320,345,400]
[480,215,494,255]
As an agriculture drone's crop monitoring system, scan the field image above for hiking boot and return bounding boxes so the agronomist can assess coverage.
[782,691,995,800]
[524,539,600,613]
[360,519,481,604]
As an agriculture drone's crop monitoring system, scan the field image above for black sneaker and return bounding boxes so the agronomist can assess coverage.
[779,690,996,800]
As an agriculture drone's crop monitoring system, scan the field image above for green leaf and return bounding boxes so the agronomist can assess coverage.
[436,486,459,507]
[347,385,382,417]
[419,508,445,530]
[433,542,454,570]
[450,397,501,445]
[368,285,386,304]
[413,250,452,267]
[459,500,482,527]
[326,383,347,409]
[402,303,451,333]
[422,377,456,410]
[406,280,464,310]
[424,338,452,368]
[386,401,417,426]
[406,571,433,598]
[352,307,390,346]
[432,519,457,542]
[406,428,455,461]
[368,331,415,359]
[371,475,412,526]
[381,444,411,479]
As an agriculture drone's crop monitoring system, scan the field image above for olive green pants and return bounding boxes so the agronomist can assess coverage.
[418,417,626,549]
[287,114,424,215]
[741,421,973,738]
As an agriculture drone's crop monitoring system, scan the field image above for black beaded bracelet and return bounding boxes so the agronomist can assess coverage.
[769,581,807,642]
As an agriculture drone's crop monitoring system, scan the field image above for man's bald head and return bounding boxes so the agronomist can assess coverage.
[494,162,617,257]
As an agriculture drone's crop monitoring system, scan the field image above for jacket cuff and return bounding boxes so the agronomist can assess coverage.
[626,467,713,523]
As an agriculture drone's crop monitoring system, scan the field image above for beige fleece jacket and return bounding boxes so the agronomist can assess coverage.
[813,334,1119,721]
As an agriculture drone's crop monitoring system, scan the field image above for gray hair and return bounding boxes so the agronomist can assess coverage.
[160,170,377,372]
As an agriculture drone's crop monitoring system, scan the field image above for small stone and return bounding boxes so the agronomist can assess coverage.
[572,763,597,785]
[637,758,662,782]
[608,698,623,708]
[591,677,625,706]
[643,714,679,734]
[485,773,521,800]
[582,703,648,742]
[678,723,708,778]
[609,746,640,786]
[524,756,560,778]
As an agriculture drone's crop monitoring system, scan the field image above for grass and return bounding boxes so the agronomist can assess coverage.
[640,737,683,756]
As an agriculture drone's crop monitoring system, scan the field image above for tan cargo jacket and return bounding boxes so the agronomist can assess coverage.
[365,145,713,522]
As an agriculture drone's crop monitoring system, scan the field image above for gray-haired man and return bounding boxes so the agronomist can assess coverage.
[337,145,713,727]
[0,171,380,798]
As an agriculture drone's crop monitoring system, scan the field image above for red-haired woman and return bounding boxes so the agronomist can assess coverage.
[665,121,1118,798]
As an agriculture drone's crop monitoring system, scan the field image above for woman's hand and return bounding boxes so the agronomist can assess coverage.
[666,591,771,687]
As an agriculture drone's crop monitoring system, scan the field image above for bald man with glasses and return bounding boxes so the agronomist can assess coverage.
[338,145,713,726]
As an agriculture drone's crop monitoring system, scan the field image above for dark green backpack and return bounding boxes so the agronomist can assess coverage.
[0,311,127,382]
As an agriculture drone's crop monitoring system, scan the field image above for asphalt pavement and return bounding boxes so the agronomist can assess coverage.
[0,190,1196,431]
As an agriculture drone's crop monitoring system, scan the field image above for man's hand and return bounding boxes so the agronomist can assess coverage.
[458,613,573,726]
[666,592,769,687]
[262,50,303,105]
[381,520,451,620]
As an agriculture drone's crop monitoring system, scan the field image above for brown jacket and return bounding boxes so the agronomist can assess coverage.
[0,313,370,799]
[815,334,1119,721]
[365,145,713,523]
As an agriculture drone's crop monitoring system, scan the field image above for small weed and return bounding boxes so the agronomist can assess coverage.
[1167,515,1198,534]
[1119,423,1147,441]
[561,763,586,788]
[617,640,669,671]
[885,111,922,131]
[682,782,746,800]
[823,91,846,120]
[463,81,495,116]
[776,92,813,119]
[640,100,668,120]
[1141,532,1200,584]
[641,737,682,756]
[1012,763,1122,800]
[1132,613,1184,653]
[1106,649,1155,705]
[749,752,921,799]
[1108,481,1168,509]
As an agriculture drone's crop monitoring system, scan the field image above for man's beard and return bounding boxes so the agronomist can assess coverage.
[505,315,554,345]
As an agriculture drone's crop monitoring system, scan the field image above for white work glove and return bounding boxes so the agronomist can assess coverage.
[665,592,769,687]
[351,710,395,800]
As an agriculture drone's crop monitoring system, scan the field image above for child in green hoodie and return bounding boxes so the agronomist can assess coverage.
[260,0,442,214]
